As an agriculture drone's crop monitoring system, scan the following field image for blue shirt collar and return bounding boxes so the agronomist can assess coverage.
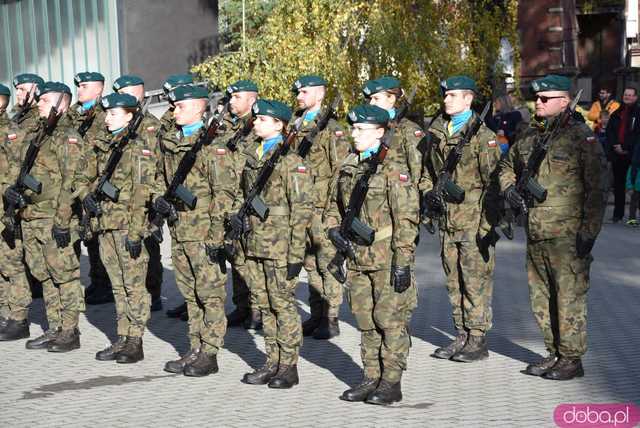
[262,134,283,155]
[359,142,381,161]
[181,120,204,137]
[386,108,396,120]
[81,99,97,113]
[303,108,320,123]
[111,126,125,135]
[449,109,472,135]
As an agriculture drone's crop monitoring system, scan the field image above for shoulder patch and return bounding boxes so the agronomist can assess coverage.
[146,126,156,133]
[215,147,226,155]
[335,130,344,137]
[68,137,78,145]
[487,140,497,148]
[414,130,425,138]
[585,136,596,143]
[7,133,17,141]
[399,173,409,183]
[296,165,307,174]
[141,148,153,157]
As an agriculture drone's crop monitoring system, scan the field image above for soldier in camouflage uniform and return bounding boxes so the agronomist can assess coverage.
[216,79,260,330]
[0,84,33,341]
[74,93,156,364]
[158,74,195,321]
[113,75,164,312]
[326,104,419,405]
[154,85,235,376]
[499,74,606,380]
[289,75,349,339]
[230,99,313,389]
[3,82,85,353]
[420,76,501,363]
[66,72,112,305]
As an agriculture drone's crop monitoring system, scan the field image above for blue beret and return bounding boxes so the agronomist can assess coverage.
[530,74,572,93]
[163,74,194,93]
[168,84,209,103]
[0,84,10,97]
[113,75,144,91]
[227,79,259,94]
[36,81,72,99]
[252,99,292,122]
[101,93,138,110]
[347,104,390,126]
[440,75,477,95]
[74,72,105,86]
[291,75,327,93]
[13,73,44,88]
[362,76,401,97]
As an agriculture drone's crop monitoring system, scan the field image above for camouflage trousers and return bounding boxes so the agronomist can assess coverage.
[304,211,343,318]
[172,240,226,354]
[99,230,150,337]
[527,237,591,358]
[245,257,301,365]
[22,218,84,330]
[348,268,417,383]
[0,228,31,321]
[441,234,495,336]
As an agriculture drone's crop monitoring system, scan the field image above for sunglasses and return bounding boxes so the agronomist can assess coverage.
[535,95,566,103]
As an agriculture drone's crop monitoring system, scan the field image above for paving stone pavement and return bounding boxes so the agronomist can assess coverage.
[1,211,639,427]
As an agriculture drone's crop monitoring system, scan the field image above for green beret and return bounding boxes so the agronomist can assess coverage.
[530,74,571,93]
[13,73,44,88]
[251,99,292,122]
[362,76,401,97]
[440,75,477,94]
[347,104,390,126]
[35,81,72,99]
[227,79,259,94]
[168,84,208,103]
[101,93,138,110]
[113,75,144,91]
[74,71,105,86]
[0,83,10,97]
[163,74,194,93]
[291,75,327,93]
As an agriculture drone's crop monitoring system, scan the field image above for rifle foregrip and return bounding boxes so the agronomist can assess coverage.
[444,180,465,204]
[525,177,547,203]
[22,174,42,194]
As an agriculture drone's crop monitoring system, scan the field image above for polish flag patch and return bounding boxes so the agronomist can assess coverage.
[399,173,409,182]
[335,130,344,137]
[487,140,497,147]
[141,149,153,157]
[7,133,17,141]
[68,137,78,144]
[146,126,156,133]
[414,130,425,138]
[216,148,226,155]
[585,136,596,143]
[297,165,307,173]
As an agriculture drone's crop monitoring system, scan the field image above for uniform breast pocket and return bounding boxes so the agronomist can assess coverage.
[549,151,578,173]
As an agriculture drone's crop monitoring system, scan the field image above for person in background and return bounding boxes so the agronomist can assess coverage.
[487,94,523,155]
[587,86,620,130]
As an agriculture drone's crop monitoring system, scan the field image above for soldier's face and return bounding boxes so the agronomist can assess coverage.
[0,95,8,113]
[173,99,206,126]
[534,91,569,117]
[622,88,638,106]
[118,85,144,102]
[369,92,396,111]
[77,81,104,103]
[37,92,60,117]
[230,91,256,117]
[296,86,325,110]
[15,83,37,106]
[352,124,384,153]
[443,90,473,115]
[253,115,283,139]
[105,107,133,131]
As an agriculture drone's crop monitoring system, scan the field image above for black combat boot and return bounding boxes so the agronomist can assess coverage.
[166,302,187,318]
[451,334,489,362]
[301,316,322,337]
[366,379,402,405]
[313,317,340,340]
[226,307,250,327]
[243,309,262,330]
[179,310,189,321]
[242,363,278,385]
[340,377,379,402]
[0,316,7,330]
[26,328,60,350]
[95,336,127,361]
[0,318,30,341]
[47,328,80,353]
[183,351,219,377]
[432,330,468,359]
[150,297,163,312]
[116,336,144,364]
[164,348,200,374]
[542,357,584,381]
[524,353,558,376]
[268,364,299,389]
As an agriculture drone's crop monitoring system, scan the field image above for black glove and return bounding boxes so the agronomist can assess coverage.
[392,265,412,293]
[328,227,355,260]
[51,225,71,248]
[4,185,28,209]
[576,232,595,259]
[286,262,303,280]
[205,243,227,274]
[124,237,142,259]
[422,190,445,217]
[82,193,100,217]
[153,196,177,219]
[227,213,251,240]
[504,185,528,215]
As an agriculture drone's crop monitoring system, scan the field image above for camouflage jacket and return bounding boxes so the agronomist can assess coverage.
[66,102,109,146]
[158,108,175,138]
[290,111,350,209]
[420,113,502,241]
[215,113,258,180]
[386,117,424,186]
[11,105,40,135]
[325,151,420,270]
[0,111,9,129]
[0,121,27,198]
[157,122,240,244]
[16,118,84,228]
[499,117,607,241]
[74,129,155,241]
[235,137,314,264]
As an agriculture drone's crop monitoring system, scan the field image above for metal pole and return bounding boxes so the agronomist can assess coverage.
[242,0,246,55]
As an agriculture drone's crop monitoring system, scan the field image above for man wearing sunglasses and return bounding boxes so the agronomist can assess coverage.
[499,74,607,381]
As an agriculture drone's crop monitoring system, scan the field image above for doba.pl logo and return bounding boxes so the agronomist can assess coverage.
[554,403,640,428]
